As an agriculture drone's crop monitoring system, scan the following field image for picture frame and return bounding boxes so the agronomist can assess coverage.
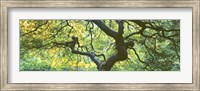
[0,0,199,90]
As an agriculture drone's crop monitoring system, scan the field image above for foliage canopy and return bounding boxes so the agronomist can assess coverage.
[20,20,180,71]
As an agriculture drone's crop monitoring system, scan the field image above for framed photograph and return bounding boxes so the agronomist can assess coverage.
[1,0,199,90]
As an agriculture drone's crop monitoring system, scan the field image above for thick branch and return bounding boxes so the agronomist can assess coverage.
[117,20,124,35]
[130,20,146,27]
[69,37,102,70]
[103,36,128,71]
[91,20,118,39]
[91,20,130,71]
